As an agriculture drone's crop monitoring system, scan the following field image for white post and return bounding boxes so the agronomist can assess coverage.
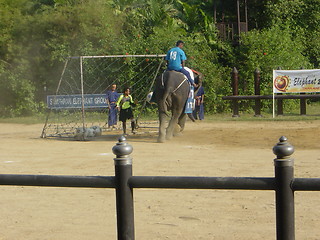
[80,56,86,132]
[273,70,275,118]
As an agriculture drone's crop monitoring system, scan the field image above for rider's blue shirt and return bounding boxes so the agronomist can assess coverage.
[166,47,187,71]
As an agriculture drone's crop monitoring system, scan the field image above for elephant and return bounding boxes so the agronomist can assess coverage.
[154,69,203,143]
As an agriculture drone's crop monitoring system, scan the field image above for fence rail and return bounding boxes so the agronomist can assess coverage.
[1,136,320,240]
[0,174,115,188]
[129,176,275,190]
[222,68,320,117]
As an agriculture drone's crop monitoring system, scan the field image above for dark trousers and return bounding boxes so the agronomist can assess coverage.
[179,68,194,85]
[193,104,204,120]
[108,104,118,127]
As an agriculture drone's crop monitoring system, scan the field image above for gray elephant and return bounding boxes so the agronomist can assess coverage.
[154,70,203,143]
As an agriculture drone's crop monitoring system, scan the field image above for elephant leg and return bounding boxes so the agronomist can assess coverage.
[175,113,187,136]
[157,111,167,143]
[166,110,181,140]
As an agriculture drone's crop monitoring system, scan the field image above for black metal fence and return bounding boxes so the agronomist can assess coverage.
[1,136,320,240]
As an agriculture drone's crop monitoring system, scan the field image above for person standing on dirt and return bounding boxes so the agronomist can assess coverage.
[116,87,137,135]
[106,84,119,129]
[193,85,205,120]
[166,40,196,87]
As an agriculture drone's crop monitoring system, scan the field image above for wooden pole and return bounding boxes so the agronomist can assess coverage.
[237,0,241,37]
[254,69,262,117]
[232,67,240,117]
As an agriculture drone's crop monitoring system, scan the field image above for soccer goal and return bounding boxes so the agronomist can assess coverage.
[41,54,165,140]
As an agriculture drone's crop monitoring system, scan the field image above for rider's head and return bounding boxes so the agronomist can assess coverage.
[176,40,184,48]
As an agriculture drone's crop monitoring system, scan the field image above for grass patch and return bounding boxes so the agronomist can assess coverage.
[1,102,320,124]
[0,114,47,124]
[205,100,320,122]
[205,113,320,122]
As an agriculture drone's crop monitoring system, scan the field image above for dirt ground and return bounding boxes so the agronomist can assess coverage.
[0,119,320,240]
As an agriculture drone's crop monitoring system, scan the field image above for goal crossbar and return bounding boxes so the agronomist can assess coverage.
[69,54,166,59]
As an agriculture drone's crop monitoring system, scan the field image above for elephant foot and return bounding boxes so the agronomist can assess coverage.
[173,132,183,137]
[157,136,166,143]
[166,135,173,140]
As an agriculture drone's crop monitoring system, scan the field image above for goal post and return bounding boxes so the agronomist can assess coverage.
[41,54,166,139]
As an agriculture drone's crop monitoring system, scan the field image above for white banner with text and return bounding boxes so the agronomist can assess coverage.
[273,69,320,93]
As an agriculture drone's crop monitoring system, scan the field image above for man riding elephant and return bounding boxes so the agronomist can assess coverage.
[150,40,203,142]
[154,68,203,143]
[166,40,197,88]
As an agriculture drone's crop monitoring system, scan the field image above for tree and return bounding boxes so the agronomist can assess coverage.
[264,0,320,67]
[235,25,311,112]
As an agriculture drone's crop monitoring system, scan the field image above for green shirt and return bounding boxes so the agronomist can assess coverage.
[116,94,134,109]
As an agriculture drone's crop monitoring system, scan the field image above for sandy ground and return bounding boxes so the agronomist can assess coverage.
[0,119,320,240]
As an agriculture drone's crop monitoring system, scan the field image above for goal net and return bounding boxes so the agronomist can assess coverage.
[41,54,165,140]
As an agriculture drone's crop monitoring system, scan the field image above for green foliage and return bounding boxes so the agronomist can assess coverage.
[45,1,124,59]
[265,0,320,67]
[235,25,312,112]
[237,26,311,95]
[181,34,231,113]
[0,67,39,116]
[0,0,125,116]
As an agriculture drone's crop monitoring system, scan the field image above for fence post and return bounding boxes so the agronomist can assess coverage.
[273,136,295,240]
[254,68,262,117]
[232,67,239,117]
[300,94,306,115]
[276,97,284,115]
[112,136,135,240]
